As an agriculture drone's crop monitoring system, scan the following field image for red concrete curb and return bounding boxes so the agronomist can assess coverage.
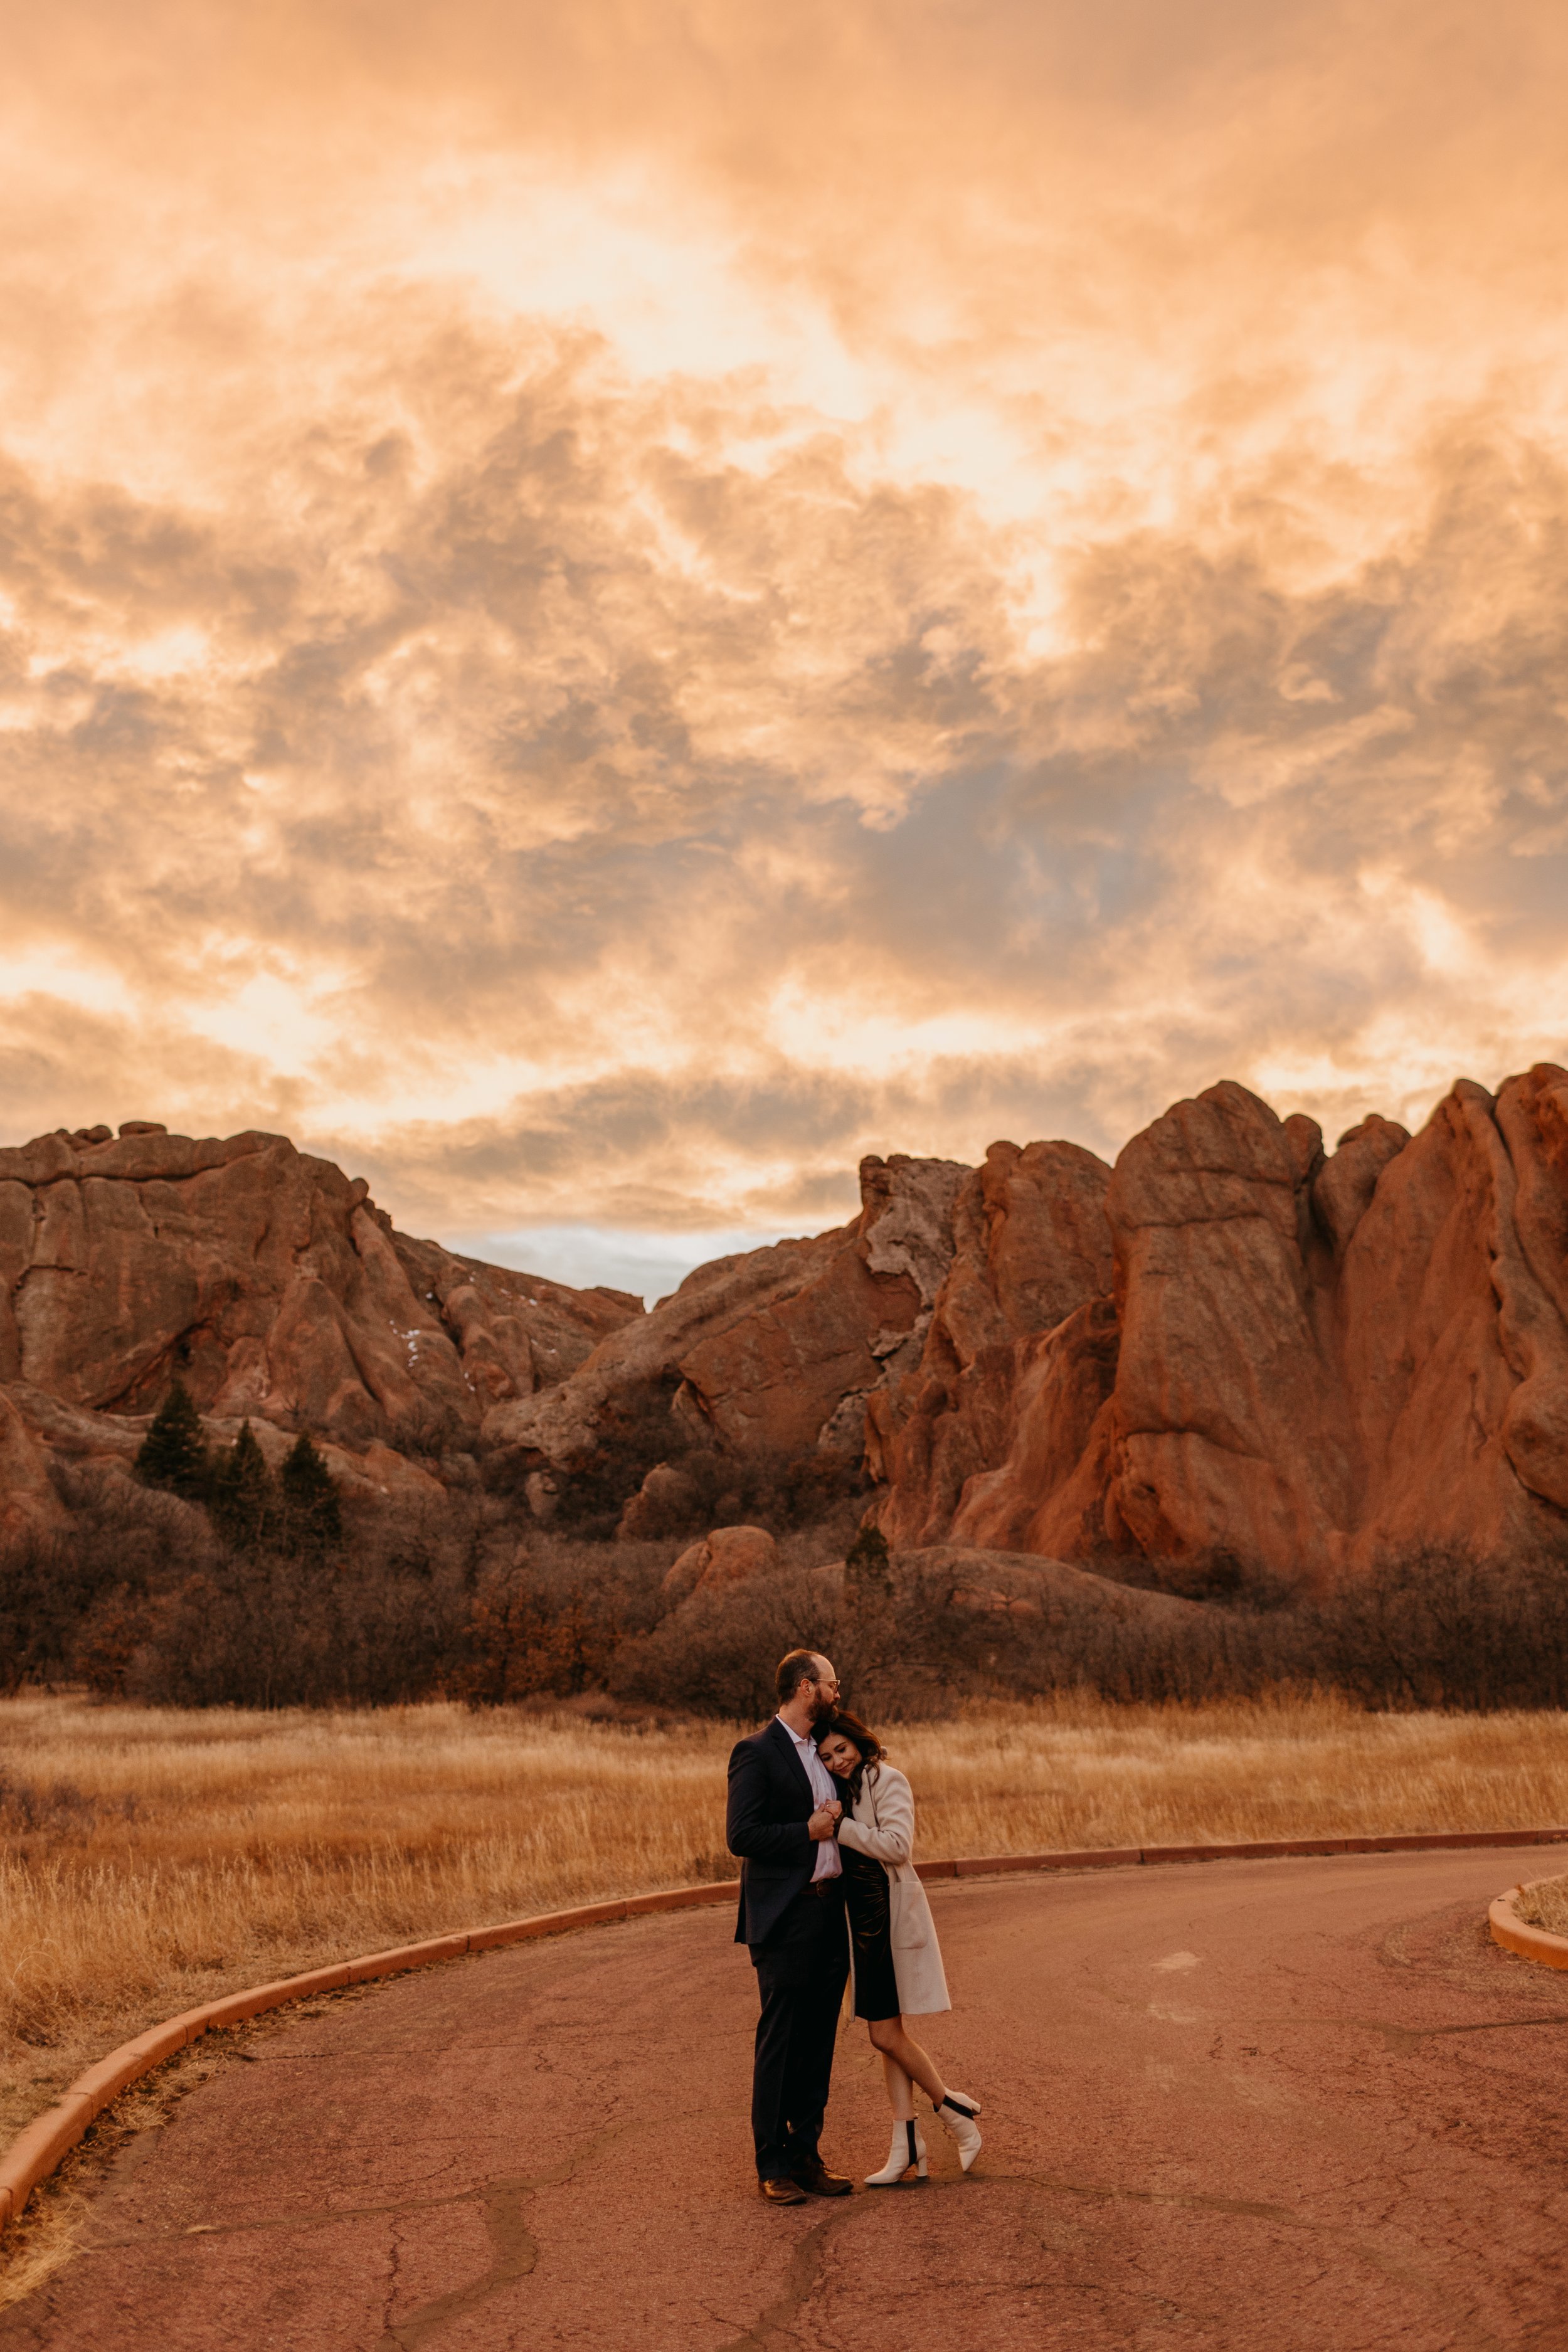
[1489,1883,1568,1971]
[916,1823,1568,1883]
[4,1823,1565,2235]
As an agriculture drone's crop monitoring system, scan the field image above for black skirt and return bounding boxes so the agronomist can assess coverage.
[840,1844,901,2021]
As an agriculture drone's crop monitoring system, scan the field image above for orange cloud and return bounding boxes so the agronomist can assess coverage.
[1,4,1565,1271]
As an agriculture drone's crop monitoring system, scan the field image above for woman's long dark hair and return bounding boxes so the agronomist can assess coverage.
[812,1708,884,1801]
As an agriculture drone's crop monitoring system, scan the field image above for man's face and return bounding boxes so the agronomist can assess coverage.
[806,1656,840,1720]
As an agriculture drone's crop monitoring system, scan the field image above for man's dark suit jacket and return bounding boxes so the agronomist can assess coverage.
[726,1716,824,1947]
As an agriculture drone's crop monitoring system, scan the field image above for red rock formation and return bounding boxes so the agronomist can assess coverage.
[0,1122,640,1531]
[941,1067,1568,1580]
[1336,1067,1568,1559]
[866,1139,1115,1547]
[486,1152,969,1507]
[8,1072,1567,1574]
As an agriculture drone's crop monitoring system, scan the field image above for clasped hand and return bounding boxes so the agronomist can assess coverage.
[807,1800,842,1840]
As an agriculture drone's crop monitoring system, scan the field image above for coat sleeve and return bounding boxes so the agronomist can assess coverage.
[726,1737,814,1867]
[836,1766,914,1866]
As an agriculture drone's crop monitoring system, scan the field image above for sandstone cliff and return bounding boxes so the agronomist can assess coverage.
[0,1121,640,1530]
[931,1067,1568,1578]
[484,1151,969,1517]
[6,1068,1565,1576]
[865,1138,1115,1548]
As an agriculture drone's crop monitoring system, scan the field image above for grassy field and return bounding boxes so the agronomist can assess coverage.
[4,1688,1568,2154]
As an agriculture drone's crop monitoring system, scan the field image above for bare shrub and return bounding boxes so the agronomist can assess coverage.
[1094,1546,1304,1612]
[457,1571,623,1702]
[119,1553,474,1710]
[611,1571,839,1718]
[0,1473,213,1693]
[9,1449,1568,1719]
[1310,1544,1568,1710]
[605,1552,1291,1719]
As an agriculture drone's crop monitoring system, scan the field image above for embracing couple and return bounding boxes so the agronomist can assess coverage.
[726,1647,983,2204]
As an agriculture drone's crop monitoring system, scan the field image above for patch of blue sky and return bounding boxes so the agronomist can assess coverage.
[452,1222,795,1308]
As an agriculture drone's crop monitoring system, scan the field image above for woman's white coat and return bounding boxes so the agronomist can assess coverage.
[836,1762,951,2017]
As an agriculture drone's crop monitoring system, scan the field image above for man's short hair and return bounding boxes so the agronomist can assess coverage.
[776,1649,823,1705]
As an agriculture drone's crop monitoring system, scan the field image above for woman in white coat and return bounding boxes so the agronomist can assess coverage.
[813,1710,983,2185]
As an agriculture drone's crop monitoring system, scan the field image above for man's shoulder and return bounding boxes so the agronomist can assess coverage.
[728,1720,783,1769]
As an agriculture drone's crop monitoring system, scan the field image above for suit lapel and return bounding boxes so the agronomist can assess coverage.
[767,1715,814,1805]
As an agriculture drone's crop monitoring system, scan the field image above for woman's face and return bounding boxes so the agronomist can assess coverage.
[817,1730,861,1779]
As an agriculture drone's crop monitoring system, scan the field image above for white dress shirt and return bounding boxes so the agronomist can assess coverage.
[778,1715,842,1880]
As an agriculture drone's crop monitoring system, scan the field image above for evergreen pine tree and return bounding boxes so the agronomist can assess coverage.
[135,1380,211,1501]
[210,1421,279,1550]
[844,1520,893,1605]
[280,1431,344,1554]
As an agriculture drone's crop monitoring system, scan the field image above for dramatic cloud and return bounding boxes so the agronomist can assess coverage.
[1,3,1565,1283]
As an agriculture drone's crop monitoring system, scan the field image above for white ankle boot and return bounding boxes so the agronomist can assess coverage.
[934,2090,982,2171]
[865,2117,927,2186]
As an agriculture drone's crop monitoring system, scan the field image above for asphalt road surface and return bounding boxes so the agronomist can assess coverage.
[4,1847,1566,2351]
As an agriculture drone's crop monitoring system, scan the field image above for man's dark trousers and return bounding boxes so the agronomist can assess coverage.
[750,1879,849,2181]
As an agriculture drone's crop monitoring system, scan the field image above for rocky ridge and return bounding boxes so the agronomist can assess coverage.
[893,1067,1568,1578]
[4,1067,1567,1577]
[485,1150,969,1518]
[0,1121,640,1528]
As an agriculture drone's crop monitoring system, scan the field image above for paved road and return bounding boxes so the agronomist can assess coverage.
[4,1848,1567,2351]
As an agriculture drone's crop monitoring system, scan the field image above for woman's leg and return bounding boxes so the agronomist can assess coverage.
[879,2050,916,2121]
[862,2042,927,2185]
[867,2016,945,2107]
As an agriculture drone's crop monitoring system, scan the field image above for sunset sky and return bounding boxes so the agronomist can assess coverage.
[3,2,1566,1295]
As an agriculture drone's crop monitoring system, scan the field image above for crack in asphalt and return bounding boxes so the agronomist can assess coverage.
[371,2099,678,2352]
[712,2168,1511,2352]
[78,2142,1523,2352]
[83,2183,501,2252]
[1333,2012,1568,2052]
[87,2172,543,2352]
[381,2219,403,2343]
[375,2176,538,2352]
[1153,2010,1568,2050]
[79,2107,674,2351]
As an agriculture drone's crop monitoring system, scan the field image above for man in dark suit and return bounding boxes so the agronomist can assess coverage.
[726,1647,854,2204]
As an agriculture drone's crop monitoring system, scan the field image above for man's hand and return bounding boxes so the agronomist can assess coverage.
[807,1802,842,1841]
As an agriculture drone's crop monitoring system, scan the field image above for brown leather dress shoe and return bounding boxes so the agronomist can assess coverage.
[759,2176,809,2205]
[789,2157,853,2198]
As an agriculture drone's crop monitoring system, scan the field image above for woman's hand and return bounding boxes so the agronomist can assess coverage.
[807,1802,842,1840]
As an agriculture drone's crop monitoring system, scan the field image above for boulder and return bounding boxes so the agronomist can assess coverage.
[617,1461,704,1540]
[664,1523,779,1602]
[893,1544,1205,1628]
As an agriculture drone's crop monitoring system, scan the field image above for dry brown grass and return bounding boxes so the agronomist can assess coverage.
[1514,1870,1568,1937]
[5,1688,1567,2159]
